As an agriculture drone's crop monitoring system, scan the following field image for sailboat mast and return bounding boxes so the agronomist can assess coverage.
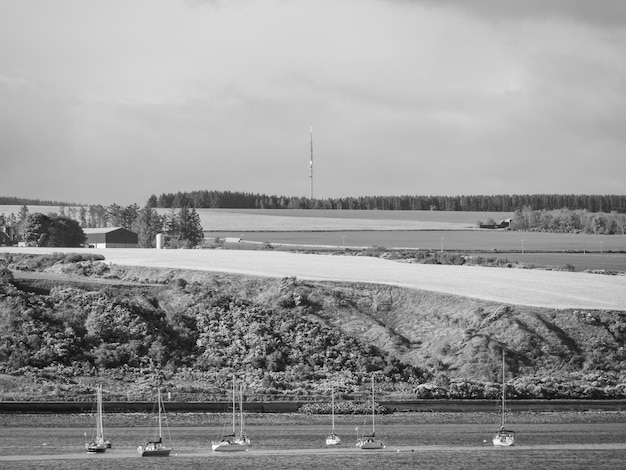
[97,385,104,439]
[309,124,314,200]
[371,375,375,434]
[331,386,335,431]
[157,388,163,439]
[239,383,244,434]
[232,378,236,434]
[501,350,506,428]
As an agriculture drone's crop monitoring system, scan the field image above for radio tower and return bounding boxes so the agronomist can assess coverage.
[309,124,314,200]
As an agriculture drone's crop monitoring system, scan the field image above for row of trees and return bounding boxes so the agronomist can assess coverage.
[0,196,71,206]
[510,207,626,235]
[5,193,626,212]
[21,213,85,247]
[153,191,626,213]
[0,203,204,248]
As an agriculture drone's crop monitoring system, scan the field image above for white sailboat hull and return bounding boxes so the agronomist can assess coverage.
[492,430,515,446]
[137,445,172,457]
[212,441,249,452]
[357,438,384,449]
[85,442,107,453]
[235,436,250,446]
[326,434,341,446]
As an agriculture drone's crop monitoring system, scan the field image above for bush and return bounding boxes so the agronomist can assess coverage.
[0,266,14,285]
[7,253,105,271]
[299,401,388,415]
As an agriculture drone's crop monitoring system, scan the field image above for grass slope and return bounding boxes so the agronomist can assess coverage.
[2,252,624,401]
[282,280,625,386]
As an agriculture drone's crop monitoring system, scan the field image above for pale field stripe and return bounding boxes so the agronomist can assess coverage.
[0,206,486,231]
[186,211,473,231]
[4,248,625,310]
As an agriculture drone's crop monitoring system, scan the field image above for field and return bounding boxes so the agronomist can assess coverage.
[192,208,509,231]
[2,206,626,310]
[198,209,626,272]
[3,205,624,253]
[4,247,626,311]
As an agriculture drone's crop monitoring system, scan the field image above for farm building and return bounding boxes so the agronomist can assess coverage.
[0,226,16,246]
[479,218,511,229]
[83,227,138,248]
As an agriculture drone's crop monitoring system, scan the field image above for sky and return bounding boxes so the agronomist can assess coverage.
[1,0,625,206]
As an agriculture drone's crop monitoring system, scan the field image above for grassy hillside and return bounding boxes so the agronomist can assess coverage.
[0,253,624,401]
[303,282,625,395]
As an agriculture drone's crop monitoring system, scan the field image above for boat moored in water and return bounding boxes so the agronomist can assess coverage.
[212,377,250,452]
[85,384,110,453]
[137,388,173,457]
[493,350,515,447]
[326,386,341,446]
[356,374,384,450]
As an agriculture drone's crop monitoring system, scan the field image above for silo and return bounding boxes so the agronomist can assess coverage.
[156,233,165,249]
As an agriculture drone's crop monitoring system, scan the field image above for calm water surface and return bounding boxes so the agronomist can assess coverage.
[1,422,624,469]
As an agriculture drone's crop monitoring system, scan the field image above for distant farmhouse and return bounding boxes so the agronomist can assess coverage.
[0,226,16,246]
[479,218,512,229]
[84,227,138,248]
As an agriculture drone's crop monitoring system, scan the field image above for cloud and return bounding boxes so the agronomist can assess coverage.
[1,0,625,204]
[398,0,626,27]
[0,72,75,174]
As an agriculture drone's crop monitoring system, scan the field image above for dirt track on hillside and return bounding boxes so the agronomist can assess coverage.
[2,247,625,310]
[10,270,155,287]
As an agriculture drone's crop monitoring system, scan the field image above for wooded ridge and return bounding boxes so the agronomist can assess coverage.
[152,192,626,212]
[3,193,626,213]
[0,253,624,402]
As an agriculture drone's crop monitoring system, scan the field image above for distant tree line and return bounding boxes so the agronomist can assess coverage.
[4,192,625,212]
[0,196,72,206]
[510,207,626,235]
[0,207,86,247]
[153,191,626,213]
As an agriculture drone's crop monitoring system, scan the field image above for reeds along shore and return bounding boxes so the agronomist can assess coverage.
[0,399,625,415]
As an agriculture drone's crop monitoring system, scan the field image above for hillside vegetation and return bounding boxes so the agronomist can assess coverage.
[0,253,624,402]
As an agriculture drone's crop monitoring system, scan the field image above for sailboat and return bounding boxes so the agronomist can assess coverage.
[137,388,173,457]
[325,386,341,445]
[356,374,384,449]
[212,378,250,452]
[493,350,515,446]
[233,382,250,446]
[85,384,110,453]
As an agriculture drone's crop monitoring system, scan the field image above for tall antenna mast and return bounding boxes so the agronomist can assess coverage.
[309,124,314,200]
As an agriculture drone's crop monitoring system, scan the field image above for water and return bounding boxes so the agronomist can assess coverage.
[1,422,624,469]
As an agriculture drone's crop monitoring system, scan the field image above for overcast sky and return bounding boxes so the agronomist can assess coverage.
[1,0,625,206]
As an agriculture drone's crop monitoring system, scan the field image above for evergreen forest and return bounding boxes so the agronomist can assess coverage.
[3,193,626,213]
[151,191,626,213]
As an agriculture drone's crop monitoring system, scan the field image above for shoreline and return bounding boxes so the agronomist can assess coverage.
[1,399,624,414]
[1,410,625,428]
